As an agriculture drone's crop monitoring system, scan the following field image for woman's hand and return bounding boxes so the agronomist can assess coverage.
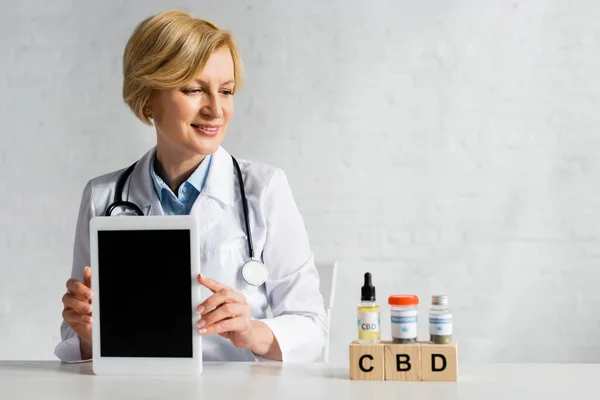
[62,266,93,356]
[196,275,256,349]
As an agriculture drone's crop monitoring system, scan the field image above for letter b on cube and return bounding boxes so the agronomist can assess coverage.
[384,343,421,381]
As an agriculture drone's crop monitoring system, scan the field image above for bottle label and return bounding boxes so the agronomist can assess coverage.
[429,313,452,335]
[390,309,417,339]
[357,311,380,338]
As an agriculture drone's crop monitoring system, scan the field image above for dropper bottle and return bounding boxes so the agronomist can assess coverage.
[357,272,380,343]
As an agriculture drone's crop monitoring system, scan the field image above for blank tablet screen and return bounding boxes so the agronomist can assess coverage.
[97,229,193,358]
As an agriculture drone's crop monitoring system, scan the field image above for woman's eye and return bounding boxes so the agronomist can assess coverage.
[182,88,232,96]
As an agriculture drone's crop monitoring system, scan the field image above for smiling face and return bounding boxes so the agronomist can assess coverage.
[148,46,235,162]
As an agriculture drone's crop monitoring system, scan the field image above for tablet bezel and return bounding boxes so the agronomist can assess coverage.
[89,215,202,375]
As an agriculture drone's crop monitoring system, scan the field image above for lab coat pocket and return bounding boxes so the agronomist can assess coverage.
[201,236,244,283]
[202,237,267,317]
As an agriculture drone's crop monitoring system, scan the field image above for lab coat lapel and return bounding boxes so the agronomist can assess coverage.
[125,147,164,216]
[190,146,235,234]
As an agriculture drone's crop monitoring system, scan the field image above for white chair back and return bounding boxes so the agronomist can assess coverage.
[315,260,338,362]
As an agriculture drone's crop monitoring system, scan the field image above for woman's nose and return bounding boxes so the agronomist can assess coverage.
[202,95,223,118]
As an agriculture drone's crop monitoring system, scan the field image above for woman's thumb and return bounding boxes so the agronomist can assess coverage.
[83,266,92,288]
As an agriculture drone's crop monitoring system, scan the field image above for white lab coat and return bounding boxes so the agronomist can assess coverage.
[54,146,327,362]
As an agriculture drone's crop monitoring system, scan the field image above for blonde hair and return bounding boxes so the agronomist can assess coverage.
[122,10,244,125]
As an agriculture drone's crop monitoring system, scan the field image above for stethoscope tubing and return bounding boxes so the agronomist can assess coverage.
[103,155,267,286]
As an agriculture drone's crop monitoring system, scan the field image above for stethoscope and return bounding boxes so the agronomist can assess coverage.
[104,155,268,287]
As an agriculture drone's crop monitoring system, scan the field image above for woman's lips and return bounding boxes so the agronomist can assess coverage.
[191,123,220,137]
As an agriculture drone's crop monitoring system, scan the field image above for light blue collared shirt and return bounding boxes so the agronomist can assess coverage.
[150,155,212,215]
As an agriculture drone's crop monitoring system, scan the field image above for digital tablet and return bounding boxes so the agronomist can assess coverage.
[89,215,202,375]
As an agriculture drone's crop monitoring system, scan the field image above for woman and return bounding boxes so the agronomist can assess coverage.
[54,10,327,362]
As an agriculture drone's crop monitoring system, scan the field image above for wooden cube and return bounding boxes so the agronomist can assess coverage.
[420,342,458,382]
[384,341,421,381]
[349,341,385,380]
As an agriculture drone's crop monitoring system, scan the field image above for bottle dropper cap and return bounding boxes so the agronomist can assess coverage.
[361,272,376,301]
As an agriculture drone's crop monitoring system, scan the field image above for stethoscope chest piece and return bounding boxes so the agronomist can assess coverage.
[241,259,268,286]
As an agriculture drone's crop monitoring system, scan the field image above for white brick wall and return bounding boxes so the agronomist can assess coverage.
[1,0,599,363]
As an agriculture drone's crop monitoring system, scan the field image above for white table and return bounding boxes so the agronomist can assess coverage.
[0,361,598,399]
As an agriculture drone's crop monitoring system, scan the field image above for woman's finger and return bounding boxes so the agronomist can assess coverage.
[197,288,246,315]
[63,309,93,343]
[62,293,92,314]
[63,309,93,326]
[197,303,248,330]
[199,315,249,336]
[83,266,92,289]
[66,278,92,301]
[197,274,227,293]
